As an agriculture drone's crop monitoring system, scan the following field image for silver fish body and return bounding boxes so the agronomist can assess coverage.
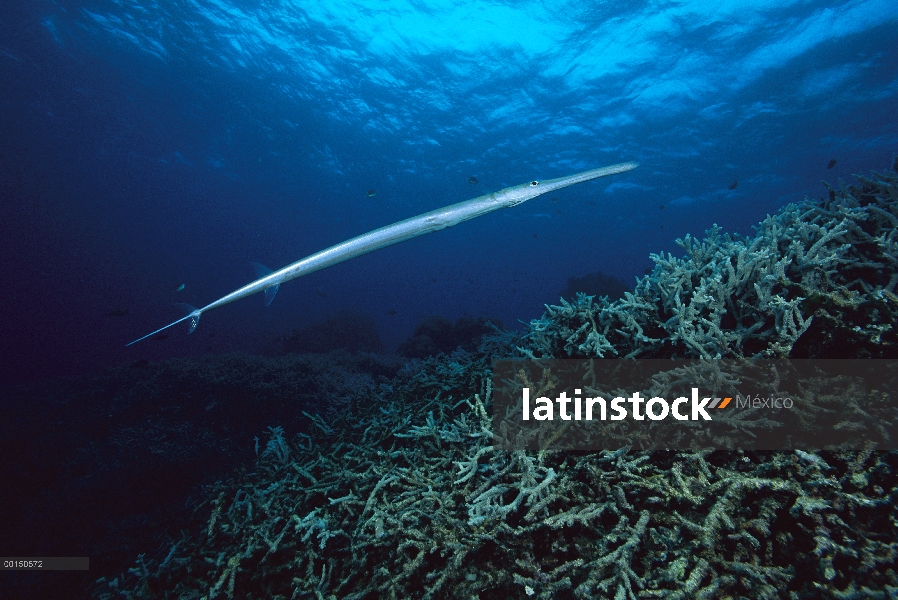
[127,161,638,346]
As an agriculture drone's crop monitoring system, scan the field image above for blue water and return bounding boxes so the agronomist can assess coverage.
[2,0,897,384]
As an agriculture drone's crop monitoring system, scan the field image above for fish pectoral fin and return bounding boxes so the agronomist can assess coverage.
[263,284,279,307]
[250,262,279,306]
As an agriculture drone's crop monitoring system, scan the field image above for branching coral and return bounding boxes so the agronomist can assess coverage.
[523,161,898,359]
[94,350,898,599]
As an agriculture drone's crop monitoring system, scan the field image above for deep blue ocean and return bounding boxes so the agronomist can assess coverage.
[2,0,895,384]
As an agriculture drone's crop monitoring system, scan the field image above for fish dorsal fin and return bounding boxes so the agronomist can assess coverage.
[250,262,279,306]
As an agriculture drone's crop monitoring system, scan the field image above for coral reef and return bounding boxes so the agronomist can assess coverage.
[91,165,898,599]
[523,160,898,360]
[94,349,897,599]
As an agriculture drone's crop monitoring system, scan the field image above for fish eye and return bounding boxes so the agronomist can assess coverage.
[529,181,539,186]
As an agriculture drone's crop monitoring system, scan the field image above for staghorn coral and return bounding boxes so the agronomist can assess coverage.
[94,349,898,599]
[523,160,898,360]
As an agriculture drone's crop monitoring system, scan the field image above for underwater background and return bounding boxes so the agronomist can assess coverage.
[2,0,898,598]
[1,0,896,382]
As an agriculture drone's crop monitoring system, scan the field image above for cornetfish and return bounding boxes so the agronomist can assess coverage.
[127,161,638,346]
